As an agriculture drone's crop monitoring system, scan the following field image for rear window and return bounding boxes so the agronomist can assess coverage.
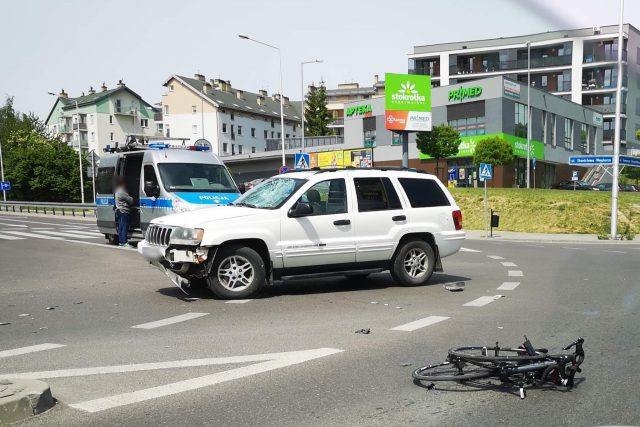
[398,178,451,208]
[96,167,115,194]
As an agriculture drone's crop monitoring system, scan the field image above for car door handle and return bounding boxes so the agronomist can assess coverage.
[392,215,406,221]
[333,219,351,226]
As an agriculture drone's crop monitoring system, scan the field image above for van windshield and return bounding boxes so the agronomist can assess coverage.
[157,163,237,193]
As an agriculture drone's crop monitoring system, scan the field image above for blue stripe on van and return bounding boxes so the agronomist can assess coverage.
[140,197,173,208]
[96,196,115,206]
[174,192,241,205]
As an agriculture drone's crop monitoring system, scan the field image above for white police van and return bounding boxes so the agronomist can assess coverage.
[95,141,240,244]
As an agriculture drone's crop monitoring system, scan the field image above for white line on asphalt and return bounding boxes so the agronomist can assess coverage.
[562,247,585,250]
[0,231,64,240]
[508,270,523,277]
[31,230,100,239]
[0,222,28,227]
[497,282,520,291]
[604,250,627,254]
[487,255,504,260]
[0,233,26,240]
[30,227,55,230]
[225,299,253,304]
[57,229,104,236]
[131,313,209,329]
[2,348,343,413]
[0,343,66,359]
[524,244,544,248]
[460,247,482,253]
[501,261,517,267]
[0,217,88,227]
[463,295,504,307]
[390,316,450,332]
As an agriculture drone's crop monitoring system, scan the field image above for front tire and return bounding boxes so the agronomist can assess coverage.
[106,234,119,245]
[207,245,265,299]
[391,239,435,286]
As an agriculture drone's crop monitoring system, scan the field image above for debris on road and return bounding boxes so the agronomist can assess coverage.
[400,362,412,367]
[355,328,371,334]
[73,301,83,305]
[45,306,58,310]
[443,282,465,292]
[426,383,435,390]
[0,322,10,326]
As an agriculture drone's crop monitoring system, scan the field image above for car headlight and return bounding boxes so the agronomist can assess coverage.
[170,227,204,245]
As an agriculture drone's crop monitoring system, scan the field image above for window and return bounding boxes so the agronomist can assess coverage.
[271,131,275,138]
[515,102,528,138]
[96,167,115,194]
[163,105,169,115]
[564,118,573,149]
[232,144,235,154]
[252,146,256,153]
[115,99,122,113]
[222,123,227,133]
[143,165,159,194]
[580,123,588,152]
[110,132,114,141]
[298,179,347,215]
[354,177,402,212]
[230,112,235,121]
[157,123,163,133]
[277,132,281,138]
[169,84,174,91]
[447,116,486,137]
[398,178,451,208]
[238,126,242,136]
[90,132,95,142]
[239,145,243,154]
[89,115,94,125]
[264,130,268,138]
[271,119,275,128]
[286,134,289,138]
[109,115,113,124]
[551,114,556,146]
[165,124,170,137]
[140,118,148,128]
[251,128,256,137]
[192,105,197,114]
[192,124,198,134]
[223,143,228,153]
[541,111,547,144]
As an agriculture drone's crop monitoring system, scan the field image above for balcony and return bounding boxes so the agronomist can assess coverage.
[603,129,627,141]
[58,124,72,134]
[154,112,163,122]
[266,135,344,151]
[410,66,441,77]
[73,123,87,131]
[450,54,572,75]
[581,75,627,91]
[583,49,627,64]
[586,104,626,115]
[328,118,344,127]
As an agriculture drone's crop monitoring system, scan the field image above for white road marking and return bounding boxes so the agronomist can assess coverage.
[1,231,63,240]
[131,313,209,329]
[508,270,523,277]
[0,222,28,227]
[0,343,66,359]
[0,233,26,240]
[463,295,504,307]
[225,299,253,304]
[31,227,55,230]
[487,255,504,260]
[2,348,343,413]
[0,217,88,227]
[604,250,627,254]
[562,247,585,250]
[57,229,104,237]
[31,230,100,239]
[524,244,544,248]
[497,282,520,291]
[390,316,450,332]
[501,261,517,267]
[460,247,481,253]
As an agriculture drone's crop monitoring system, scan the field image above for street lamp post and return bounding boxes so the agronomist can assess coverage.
[0,138,6,202]
[526,41,531,189]
[611,0,625,239]
[239,34,286,166]
[301,59,322,153]
[48,92,85,203]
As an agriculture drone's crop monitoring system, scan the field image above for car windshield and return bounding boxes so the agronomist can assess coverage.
[157,163,237,193]
[233,177,305,209]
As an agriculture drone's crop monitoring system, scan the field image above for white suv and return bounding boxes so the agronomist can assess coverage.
[138,168,465,299]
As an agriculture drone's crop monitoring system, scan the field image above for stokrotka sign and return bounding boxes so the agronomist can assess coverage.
[448,86,482,102]
[346,104,373,117]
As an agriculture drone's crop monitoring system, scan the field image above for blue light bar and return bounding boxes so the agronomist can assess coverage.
[149,143,170,149]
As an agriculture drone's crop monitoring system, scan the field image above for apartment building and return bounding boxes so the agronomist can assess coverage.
[161,74,301,156]
[409,24,640,152]
[45,81,161,154]
[325,75,385,136]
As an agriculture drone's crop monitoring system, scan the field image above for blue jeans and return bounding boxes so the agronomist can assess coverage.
[116,210,129,244]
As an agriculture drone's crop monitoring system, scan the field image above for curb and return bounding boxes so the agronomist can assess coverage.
[0,378,54,425]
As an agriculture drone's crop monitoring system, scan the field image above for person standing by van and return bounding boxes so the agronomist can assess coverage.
[115,177,134,248]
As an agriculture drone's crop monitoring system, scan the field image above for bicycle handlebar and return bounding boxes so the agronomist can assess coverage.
[563,337,585,351]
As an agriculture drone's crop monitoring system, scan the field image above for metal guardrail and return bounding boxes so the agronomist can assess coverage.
[0,201,97,217]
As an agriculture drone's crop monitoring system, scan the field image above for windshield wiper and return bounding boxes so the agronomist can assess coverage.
[233,202,258,208]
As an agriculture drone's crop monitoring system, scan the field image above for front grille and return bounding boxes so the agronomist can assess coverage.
[146,225,173,246]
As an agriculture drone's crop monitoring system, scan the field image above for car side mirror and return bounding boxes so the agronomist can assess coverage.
[237,183,246,194]
[144,181,160,198]
[288,202,313,218]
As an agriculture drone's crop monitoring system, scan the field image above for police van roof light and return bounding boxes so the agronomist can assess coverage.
[189,145,210,151]
[149,143,170,149]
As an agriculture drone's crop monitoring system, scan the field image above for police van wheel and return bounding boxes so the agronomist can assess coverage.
[207,245,265,299]
[106,234,119,245]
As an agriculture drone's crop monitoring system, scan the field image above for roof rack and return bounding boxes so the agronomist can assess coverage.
[283,166,427,174]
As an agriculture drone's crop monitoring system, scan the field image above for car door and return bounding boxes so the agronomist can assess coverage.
[351,176,406,263]
[139,164,173,231]
[280,178,355,269]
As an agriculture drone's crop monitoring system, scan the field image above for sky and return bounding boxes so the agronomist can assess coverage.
[2,0,635,120]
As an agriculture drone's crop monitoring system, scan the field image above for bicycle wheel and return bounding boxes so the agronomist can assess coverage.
[412,361,493,382]
[448,346,548,363]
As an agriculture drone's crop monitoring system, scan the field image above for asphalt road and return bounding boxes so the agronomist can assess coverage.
[1,213,639,426]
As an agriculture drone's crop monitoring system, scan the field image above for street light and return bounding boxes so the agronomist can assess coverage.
[301,59,323,153]
[239,33,286,166]
[526,41,531,189]
[611,0,625,239]
[48,91,85,203]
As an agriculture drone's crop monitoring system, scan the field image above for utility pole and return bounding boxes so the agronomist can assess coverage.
[0,138,6,202]
[611,0,625,239]
[526,41,531,189]
[300,59,322,153]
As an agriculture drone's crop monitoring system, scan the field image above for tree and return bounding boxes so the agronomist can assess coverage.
[472,136,514,167]
[621,155,640,185]
[304,83,333,136]
[636,129,640,141]
[416,125,460,179]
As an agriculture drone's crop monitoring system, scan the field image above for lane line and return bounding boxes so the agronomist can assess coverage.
[31,230,100,239]
[1,231,63,240]
[497,282,520,291]
[487,255,504,260]
[0,343,66,359]
[0,222,28,227]
[0,233,26,240]
[0,217,90,227]
[390,316,450,332]
[57,229,104,237]
[460,247,481,253]
[225,300,253,304]
[31,227,56,230]
[508,270,523,277]
[604,250,627,254]
[463,295,504,307]
[562,247,585,250]
[500,261,517,267]
[131,313,209,329]
[524,244,544,248]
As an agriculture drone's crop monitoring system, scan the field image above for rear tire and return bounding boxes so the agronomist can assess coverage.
[106,234,119,245]
[207,245,265,299]
[413,361,492,382]
[391,239,435,286]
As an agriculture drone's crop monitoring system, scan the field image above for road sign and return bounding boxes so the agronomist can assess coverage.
[479,163,493,180]
[571,171,579,181]
[278,165,289,174]
[620,155,640,167]
[569,155,613,165]
[85,150,100,163]
[447,168,459,181]
[294,153,310,170]
[0,181,10,191]
[532,157,536,170]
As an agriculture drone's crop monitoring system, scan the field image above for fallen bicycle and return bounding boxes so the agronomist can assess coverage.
[413,336,585,399]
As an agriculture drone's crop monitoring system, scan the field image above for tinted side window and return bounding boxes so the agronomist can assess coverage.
[144,165,159,186]
[398,178,451,208]
[298,179,347,215]
[96,167,115,194]
[354,177,401,212]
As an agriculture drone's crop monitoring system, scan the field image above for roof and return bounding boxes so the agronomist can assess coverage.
[326,82,384,98]
[169,75,302,122]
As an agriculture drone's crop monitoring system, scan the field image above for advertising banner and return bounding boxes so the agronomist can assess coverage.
[503,79,521,99]
[418,133,545,160]
[312,148,373,169]
[385,73,432,132]
[344,148,373,168]
[317,151,344,168]
[309,152,318,169]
